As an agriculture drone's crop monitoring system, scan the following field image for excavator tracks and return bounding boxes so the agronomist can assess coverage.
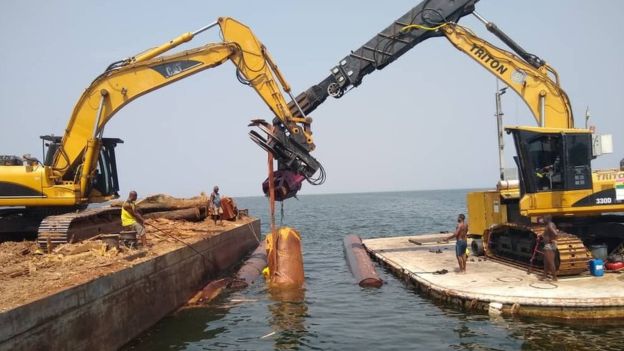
[37,207,122,250]
[484,224,592,276]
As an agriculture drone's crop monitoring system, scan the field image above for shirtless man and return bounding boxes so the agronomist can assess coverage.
[446,213,469,273]
[542,216,558,281]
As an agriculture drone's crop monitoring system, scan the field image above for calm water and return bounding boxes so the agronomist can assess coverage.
[124,190,624,350]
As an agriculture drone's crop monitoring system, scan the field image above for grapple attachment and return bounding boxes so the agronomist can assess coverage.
[249,119,324,200]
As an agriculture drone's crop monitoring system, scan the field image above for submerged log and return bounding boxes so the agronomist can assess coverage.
[343,234,383,288]
[187,278,233,305]
[231,241,267,289]
[143,207,205,221]
[267,227,304,288]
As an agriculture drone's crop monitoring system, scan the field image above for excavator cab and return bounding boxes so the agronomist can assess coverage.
[91,138,123,198]
[41,135,123,198]
[508,127,593,195]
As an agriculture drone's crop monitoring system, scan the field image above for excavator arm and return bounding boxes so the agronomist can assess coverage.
[288,0,572,130]
[289,0,479,116]
[435,20,573,129]
[51,17,320,202]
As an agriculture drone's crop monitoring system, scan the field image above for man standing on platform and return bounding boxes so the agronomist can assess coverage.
[446,213,468,273]
[210,185,223,226]
[542,216,558,281]
[121,190,147,247]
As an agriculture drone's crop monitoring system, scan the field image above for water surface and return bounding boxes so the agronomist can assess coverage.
[125,190,624,350]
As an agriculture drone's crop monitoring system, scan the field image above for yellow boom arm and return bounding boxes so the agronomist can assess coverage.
[51,17,314,200]
[439,23,574,129]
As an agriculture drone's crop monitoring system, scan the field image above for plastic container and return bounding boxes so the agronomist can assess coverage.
[589,259,605,277]
[590,243,608,261]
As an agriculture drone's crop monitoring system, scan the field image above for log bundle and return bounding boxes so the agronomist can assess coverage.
[111,194,209,222]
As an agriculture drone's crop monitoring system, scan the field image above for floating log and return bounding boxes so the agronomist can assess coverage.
[143,207,204,221]
[267,227,304,288]
[231,241,267,289]
[343,234,383,288]
[187,278,233,305]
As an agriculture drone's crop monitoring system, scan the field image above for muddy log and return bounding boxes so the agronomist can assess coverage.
[187,278,233,305]
[231,241,267,289]
[143,207,205,221]
[344,234,383,288]
[267,227,305,288]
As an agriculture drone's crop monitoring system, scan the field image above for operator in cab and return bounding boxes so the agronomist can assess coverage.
[121,190,147,246]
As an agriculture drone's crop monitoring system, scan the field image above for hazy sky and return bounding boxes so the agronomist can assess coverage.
[1,0,623,198]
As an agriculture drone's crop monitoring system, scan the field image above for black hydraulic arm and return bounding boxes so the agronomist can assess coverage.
[472,12,545,69]
[289,0,479,117]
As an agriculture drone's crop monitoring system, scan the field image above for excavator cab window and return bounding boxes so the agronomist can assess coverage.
[41,135,62,166]
[562,133,592,190]
[511,129,592,194]
[92,138,122,197]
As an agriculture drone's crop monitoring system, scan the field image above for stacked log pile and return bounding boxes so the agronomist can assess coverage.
[111,194,210,222]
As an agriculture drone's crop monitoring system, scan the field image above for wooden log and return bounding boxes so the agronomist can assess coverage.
[188,278,233,305]
[231,241,267,289]
[344,234,383,288]
[4,267,29,278]
[143,207,204,221]
[110,194,209,212]
[267,227,304,288]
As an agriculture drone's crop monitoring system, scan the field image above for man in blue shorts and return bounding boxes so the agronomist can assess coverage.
[446,214,468,273]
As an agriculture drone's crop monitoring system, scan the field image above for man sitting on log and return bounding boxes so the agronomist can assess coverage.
[121,190,147,246]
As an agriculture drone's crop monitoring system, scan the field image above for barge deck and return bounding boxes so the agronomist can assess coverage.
[363,233,624,319]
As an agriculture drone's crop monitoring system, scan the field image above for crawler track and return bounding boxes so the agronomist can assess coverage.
[37,207,122,249]
[484,224,591,276]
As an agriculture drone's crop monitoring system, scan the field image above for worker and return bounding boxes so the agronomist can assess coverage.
[542,216,558,281]
[121,190,147,247]
[446,213,468,273]
[210,185,223,225]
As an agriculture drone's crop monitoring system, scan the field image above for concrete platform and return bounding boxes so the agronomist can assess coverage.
[363,233,624,319]
[0,219,260,351]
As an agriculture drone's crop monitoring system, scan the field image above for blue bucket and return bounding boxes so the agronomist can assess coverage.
[589,259,604,277]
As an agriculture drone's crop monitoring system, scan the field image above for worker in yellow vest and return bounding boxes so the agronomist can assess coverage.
[121,190,147,246]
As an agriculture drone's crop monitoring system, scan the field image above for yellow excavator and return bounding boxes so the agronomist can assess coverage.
[287,0,623,275]
[0,17,323,246]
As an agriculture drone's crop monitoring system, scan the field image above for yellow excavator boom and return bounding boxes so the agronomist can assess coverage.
[0,17,320,210]
[439,23,574,129]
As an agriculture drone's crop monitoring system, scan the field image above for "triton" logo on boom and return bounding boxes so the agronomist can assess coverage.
[470,44,508,75]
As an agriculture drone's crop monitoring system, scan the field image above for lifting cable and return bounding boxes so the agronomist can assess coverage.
[266,140,279,277]
[267,143,277,236]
